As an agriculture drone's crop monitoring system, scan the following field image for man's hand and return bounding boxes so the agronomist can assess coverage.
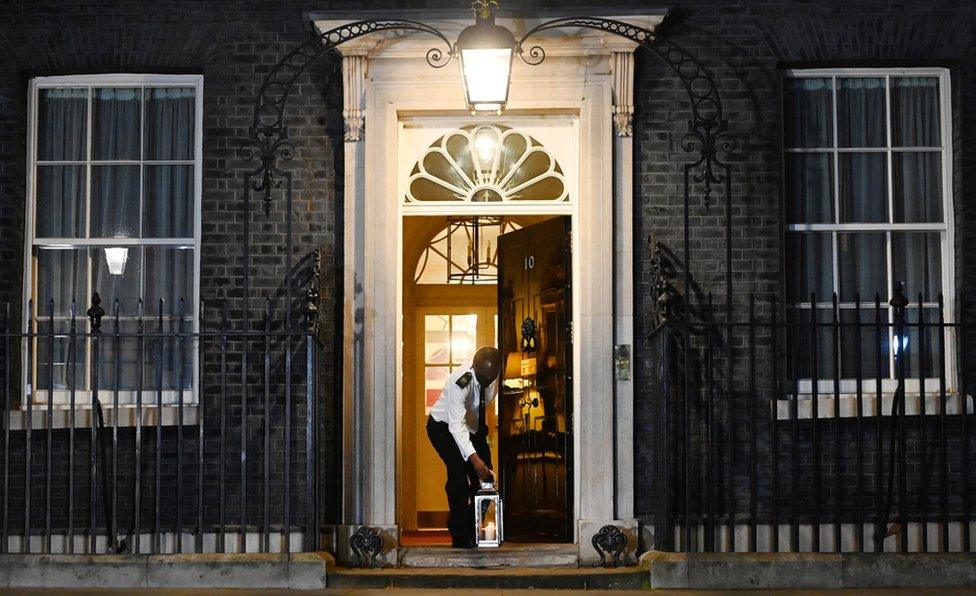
[469,453,492,481]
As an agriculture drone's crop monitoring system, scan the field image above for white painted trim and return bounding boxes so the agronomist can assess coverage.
[668,521,976,554]
[774,392,972,421]
[397,113,583,531]
[33,238,195,246]
[23,74,204,420]
[787,223,945,231]
[343,53,627,541]
[4,530,304,555]
[5,402,200,430]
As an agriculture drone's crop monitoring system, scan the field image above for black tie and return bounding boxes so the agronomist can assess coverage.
[477,384,486,434]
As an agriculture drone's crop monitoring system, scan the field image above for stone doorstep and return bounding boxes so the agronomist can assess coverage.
[397,543,580,568]
[641,551,976,590]
[326,565,648,590]
[0,552,335,590]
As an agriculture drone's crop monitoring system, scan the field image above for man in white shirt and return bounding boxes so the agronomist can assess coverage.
[426,346,501,548]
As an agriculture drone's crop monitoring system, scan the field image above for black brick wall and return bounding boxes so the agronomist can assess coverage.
[0,0,974,543]
[629,0,976,530]
[0,0,344,538]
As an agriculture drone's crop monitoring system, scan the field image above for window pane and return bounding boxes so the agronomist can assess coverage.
[92,87,141,160]
[784,78,833,148]
[893,152,942,223]
[451,314,478,365]
[37,88,87,161]
[36,320,87,393]
[425,315,450,364]
[92,245,142,313]
[91,165,140,237]
[838,153,888,222]
[786,233,833,303]
[840,307,890,379]
[144,247,193,315]
[838,77,886,148]
[98,320,145,391]
[892,232,941,302]
[891,77,940,147]
[838,233,887,302]
[791,307,834,380]
[425,366,449,411]
[143,319,193,392]
[36,165,86,237]
[785,153,833,223]
[35,247,86,317]
[144,165,193,237]
[145,87,195,160]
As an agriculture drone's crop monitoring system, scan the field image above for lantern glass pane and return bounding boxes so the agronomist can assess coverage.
[461,47,511,105]
[477,496,499,544]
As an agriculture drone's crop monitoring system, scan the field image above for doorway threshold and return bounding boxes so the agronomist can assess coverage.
[398,542,578,568]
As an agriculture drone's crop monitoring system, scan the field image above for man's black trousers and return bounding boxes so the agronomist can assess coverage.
[426,415,492,547]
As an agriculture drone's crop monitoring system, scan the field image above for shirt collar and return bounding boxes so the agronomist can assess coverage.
[465,365,497,394]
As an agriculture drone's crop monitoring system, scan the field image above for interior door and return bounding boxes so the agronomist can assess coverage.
[497,216,572,543]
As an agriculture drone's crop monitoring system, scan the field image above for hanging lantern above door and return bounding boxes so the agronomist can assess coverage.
[455,0,517,113]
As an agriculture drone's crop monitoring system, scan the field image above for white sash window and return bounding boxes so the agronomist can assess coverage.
[25,74,203,406]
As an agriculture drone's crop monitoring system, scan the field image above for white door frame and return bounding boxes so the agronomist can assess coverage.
[396,113,581,539]
[315,11,664,563]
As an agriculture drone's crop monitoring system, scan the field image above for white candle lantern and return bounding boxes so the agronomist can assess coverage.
[474,479,503,547]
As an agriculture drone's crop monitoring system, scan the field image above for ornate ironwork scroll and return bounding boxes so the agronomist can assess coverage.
[349,525,385,568]
[649,240,679,327]
[236,14,737,556]
[238,14,737,307]
[591,524,627,567]
[304,248,321,334]
[239,20,453,216]
[516,17,736,206]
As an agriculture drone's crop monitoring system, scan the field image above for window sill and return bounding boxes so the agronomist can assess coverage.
[775,392,972,421]
[4,404,200,430]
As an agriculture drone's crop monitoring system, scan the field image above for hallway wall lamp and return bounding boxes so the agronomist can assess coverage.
[103,247,129,276]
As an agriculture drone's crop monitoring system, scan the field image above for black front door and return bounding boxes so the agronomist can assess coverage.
[497,216,572,542]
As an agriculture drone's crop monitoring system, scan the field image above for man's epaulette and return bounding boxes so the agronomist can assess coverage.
[455,371,473,389]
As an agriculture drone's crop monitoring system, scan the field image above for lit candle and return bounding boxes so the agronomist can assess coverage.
[484,521,496,542]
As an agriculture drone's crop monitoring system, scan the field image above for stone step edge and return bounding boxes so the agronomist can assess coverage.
[396,548,581,568]
[327,564,647,590]
[332,565,640,575]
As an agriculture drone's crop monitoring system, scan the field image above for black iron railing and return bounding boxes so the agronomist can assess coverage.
[0,294,322,554]
[649,285,974,553]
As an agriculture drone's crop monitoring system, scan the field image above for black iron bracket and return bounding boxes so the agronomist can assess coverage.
[349,525,385,568]
[591,524,628,567]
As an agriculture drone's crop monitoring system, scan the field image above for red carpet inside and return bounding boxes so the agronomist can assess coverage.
[399,529,452,546]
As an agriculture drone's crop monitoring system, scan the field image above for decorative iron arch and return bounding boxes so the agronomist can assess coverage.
[238,20,455,217]
[237,15,738,334]
[232,12,741,555]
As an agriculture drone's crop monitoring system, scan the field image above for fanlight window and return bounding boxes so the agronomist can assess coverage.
[405,124,568,203]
